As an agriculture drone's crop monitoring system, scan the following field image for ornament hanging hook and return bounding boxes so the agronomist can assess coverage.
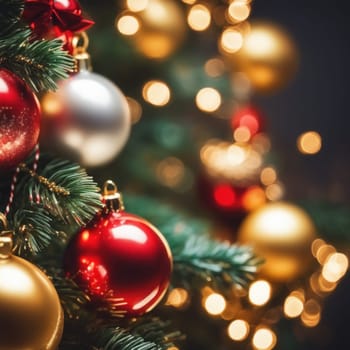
[72,31,92,72]
[0,213,13,259]
[102,180,125,212]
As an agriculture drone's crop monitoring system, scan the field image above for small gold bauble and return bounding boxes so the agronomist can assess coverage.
[130,0,187,59]
[237,201,316,282]
[0,254,63,349]
[224,21,299,93]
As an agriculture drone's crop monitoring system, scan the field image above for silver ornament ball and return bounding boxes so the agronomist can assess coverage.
[41,70,131,167]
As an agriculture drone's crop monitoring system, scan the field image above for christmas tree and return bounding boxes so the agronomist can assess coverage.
[1,1,349,350]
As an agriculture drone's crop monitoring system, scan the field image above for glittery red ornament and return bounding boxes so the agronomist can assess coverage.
[64,181,172,317]
[23,0,94,53]
[0,69,41,171]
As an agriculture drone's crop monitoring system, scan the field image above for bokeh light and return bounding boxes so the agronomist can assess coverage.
[301,299,321,327]
[142,80,171,106]
[227,1,251,23]
[116,15,140,35]
[260,167,277,186]
[187,4,211,31]
[204,57,226,77]
[227,319,250,341]
[234,126,251,143]
[265,183,284,201]
[322,252,348,283]
[284,291,304,318]
[126,0,149,12]
[315,244,336,265]
[126,97,142,124]
[196,87,222,112]
[156,157,185,188]
[297,131,322,154]
[252,327,277,350]
[220,28,244,53]
[166,288,189,308]
[204,293,226,315]
[249,280,272,306]
[241,186,266,211]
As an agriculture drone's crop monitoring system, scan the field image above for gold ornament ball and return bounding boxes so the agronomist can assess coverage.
[237,201,316,282]
[224,21,299,93]
[0,253,63,349]
[130,0,187,59]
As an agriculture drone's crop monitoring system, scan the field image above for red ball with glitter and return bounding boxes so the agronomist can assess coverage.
[64,181,173,317]
[0,69,41,171]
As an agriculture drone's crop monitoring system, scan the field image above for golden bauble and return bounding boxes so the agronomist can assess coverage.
[237,201,316,282]
[224,21,299,93]
[0,254,63,349]
[128,0,187,59]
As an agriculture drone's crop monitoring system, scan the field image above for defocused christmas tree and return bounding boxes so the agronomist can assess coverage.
[1,1,349,350]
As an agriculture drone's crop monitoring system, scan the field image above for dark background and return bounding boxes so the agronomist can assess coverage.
[247,1,350,348]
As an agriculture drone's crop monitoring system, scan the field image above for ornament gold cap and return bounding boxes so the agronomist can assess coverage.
[103,180,125,212]
[73,32,92,72]
[0,213,13,259]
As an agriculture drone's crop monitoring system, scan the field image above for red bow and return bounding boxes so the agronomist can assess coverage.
[23,0,94,52]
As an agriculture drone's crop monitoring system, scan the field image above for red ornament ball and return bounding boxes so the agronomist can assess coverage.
[64,210,173,316]
[0,69,41,171]
[231,105,265,137]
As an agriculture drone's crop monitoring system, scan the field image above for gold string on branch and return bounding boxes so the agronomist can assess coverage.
[18,163,70,196]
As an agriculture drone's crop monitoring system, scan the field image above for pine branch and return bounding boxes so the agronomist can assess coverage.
[93,317,180,350]
[172,235,260,289]
[124,195,260,290]
[0,26,74,92]
[0,0,23,29]
[12,206,58,256]
[16,158,103,229]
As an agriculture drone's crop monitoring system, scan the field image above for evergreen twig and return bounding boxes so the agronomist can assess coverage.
[16,158,103,228]
[0,27,74,92]
[124,195,260,290]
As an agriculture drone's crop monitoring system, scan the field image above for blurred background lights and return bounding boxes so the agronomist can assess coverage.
[187,4,211,31]
[220,28,244,53]
[284,293,304,318]
[301,299,321,327]
[234,126,251,143]
[126,97,142,124]
[315,244,336,265]
[252,327,277,350]
[196,87,222,112]
[227,319,250,341]
[249,280,272,306]
[116,15,140,35]
[142,80,171,106]
[126,0,149,12]
[260,167,277,186]
[227,1,251,23]
[265,183,284,201]
[204,293,226,315]
[322,252,348,283]
[214,184,236,208]
[166,287,189,308]
[204,57,226,77]
[156,157,185,188]
[241,186,266,211]
[297,131,322,154]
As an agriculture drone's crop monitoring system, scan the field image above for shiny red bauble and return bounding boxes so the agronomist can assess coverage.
[231,105,265,137]
[0,69,41,171]
[64,210,172,317]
